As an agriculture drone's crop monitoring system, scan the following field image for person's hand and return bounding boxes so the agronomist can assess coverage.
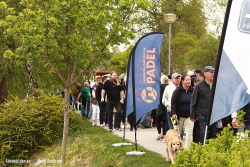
[101,97,104,102]
[171,114,177,119]
[120,99,124,104]
[191,117,198,123]
[76,99,79,103]
[232,118,237,128]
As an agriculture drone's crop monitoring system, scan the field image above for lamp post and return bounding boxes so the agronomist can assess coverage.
[164,14,176,75]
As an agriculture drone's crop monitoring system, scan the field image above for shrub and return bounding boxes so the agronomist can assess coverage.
[0,90,83,165]
[172,125,250,167]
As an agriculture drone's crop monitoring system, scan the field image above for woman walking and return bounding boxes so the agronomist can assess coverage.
[171,74,194,148]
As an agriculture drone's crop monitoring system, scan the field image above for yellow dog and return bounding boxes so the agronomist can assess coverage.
[165,129,183,163]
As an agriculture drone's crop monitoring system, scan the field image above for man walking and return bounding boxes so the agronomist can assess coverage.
[190,66,216,144]
[101,71,124,131]
[162,73,181,132]
[96,76,108,127]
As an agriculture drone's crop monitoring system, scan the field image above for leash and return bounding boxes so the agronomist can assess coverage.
[171,116,181,136]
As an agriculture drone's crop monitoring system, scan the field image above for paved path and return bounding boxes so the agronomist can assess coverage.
[102,125,166,158]
[75,109,166,158]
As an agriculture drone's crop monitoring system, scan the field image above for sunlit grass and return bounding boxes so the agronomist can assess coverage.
[26,118,170,167]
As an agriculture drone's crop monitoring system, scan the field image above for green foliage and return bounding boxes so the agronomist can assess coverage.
[107,46,133,75]
[27,119,170,167]
[173,126,250,167]
[136,0,224,74]
[0,91,83,165]
[187,34,219,70]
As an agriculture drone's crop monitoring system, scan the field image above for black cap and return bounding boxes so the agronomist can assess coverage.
[194,70,202,74]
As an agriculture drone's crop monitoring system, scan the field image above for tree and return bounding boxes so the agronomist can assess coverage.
[187,34,219,70]
[3,0,151,165]
[107,46,133,75]
[128,0,226,74]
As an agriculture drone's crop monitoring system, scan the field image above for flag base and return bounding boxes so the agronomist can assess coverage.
[112,143,132,147]
[125,151,145,155]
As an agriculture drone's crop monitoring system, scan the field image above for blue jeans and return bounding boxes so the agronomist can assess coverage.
[81,98,90,118]
[164,110,174,135]
[140,112,151,127]
[71,95,77,109]
[198,115,217,144]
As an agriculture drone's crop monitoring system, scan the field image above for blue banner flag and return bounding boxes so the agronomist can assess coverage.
[210,0,250,125]
[125,32,164,122]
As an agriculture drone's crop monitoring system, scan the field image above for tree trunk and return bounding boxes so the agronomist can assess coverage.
[0,75,8,104]
[26,61,39,97]
[61,86,70,166]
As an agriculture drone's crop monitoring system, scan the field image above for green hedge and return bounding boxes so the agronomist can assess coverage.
[173,126,250,167]
[0,91,83,165]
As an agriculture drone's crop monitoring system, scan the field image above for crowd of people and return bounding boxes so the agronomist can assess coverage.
[70,67,250,148]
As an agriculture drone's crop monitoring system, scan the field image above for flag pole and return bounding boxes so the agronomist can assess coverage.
[204,0,233,145]
[131,49,140,151]
[126,43,145,155]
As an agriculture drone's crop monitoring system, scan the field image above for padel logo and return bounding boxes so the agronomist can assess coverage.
[141,87,157,103]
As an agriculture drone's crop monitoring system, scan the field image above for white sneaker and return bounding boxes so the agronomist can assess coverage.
[92,123,95,126]
[99,124,103,127]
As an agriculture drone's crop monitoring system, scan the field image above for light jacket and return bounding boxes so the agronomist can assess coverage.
[162,83,178,111]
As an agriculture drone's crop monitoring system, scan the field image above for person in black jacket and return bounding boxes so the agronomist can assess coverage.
[156,75,169,140]
[171,74,193,148]
[232,102,250,136]
[242,102,250,132]
[102,71,124,131]
[96,76,108,127]
[190,66,216,144]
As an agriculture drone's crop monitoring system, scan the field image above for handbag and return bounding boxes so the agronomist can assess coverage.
[155,106,163,117]
[90,97,98,105]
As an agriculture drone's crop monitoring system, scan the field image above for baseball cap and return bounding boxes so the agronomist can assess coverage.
[172,73,181,79]
[204,66,215,72]
[194,70,202,74]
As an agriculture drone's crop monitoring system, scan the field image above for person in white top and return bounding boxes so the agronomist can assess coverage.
[162,73,181,132]
[91,84,100,126]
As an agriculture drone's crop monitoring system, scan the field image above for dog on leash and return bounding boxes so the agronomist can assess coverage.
[165,129,183,164]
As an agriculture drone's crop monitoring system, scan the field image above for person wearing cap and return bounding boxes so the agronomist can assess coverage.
[194,70,202,78]
[162,73,181,135]
[190,70,202,88]
[167,74,172,84]
[190,66,216,144]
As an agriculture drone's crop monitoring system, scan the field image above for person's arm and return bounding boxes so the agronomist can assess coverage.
[170,89,178,119]
[76,92,82,103]
[120,90,124,104]
[101,89,105,102]
[162,86,168,107]
[92,89,96,98]
[190,85,198,122]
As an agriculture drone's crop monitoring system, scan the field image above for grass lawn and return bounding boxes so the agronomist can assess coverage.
[26,118,171,167]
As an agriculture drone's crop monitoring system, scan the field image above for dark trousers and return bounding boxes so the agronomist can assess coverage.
[193,121,200,143]
[156,116,166,135]
[107,100,123,129]
[128,112,136,130]
[99,102,107,124]
[198,115,217,144]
